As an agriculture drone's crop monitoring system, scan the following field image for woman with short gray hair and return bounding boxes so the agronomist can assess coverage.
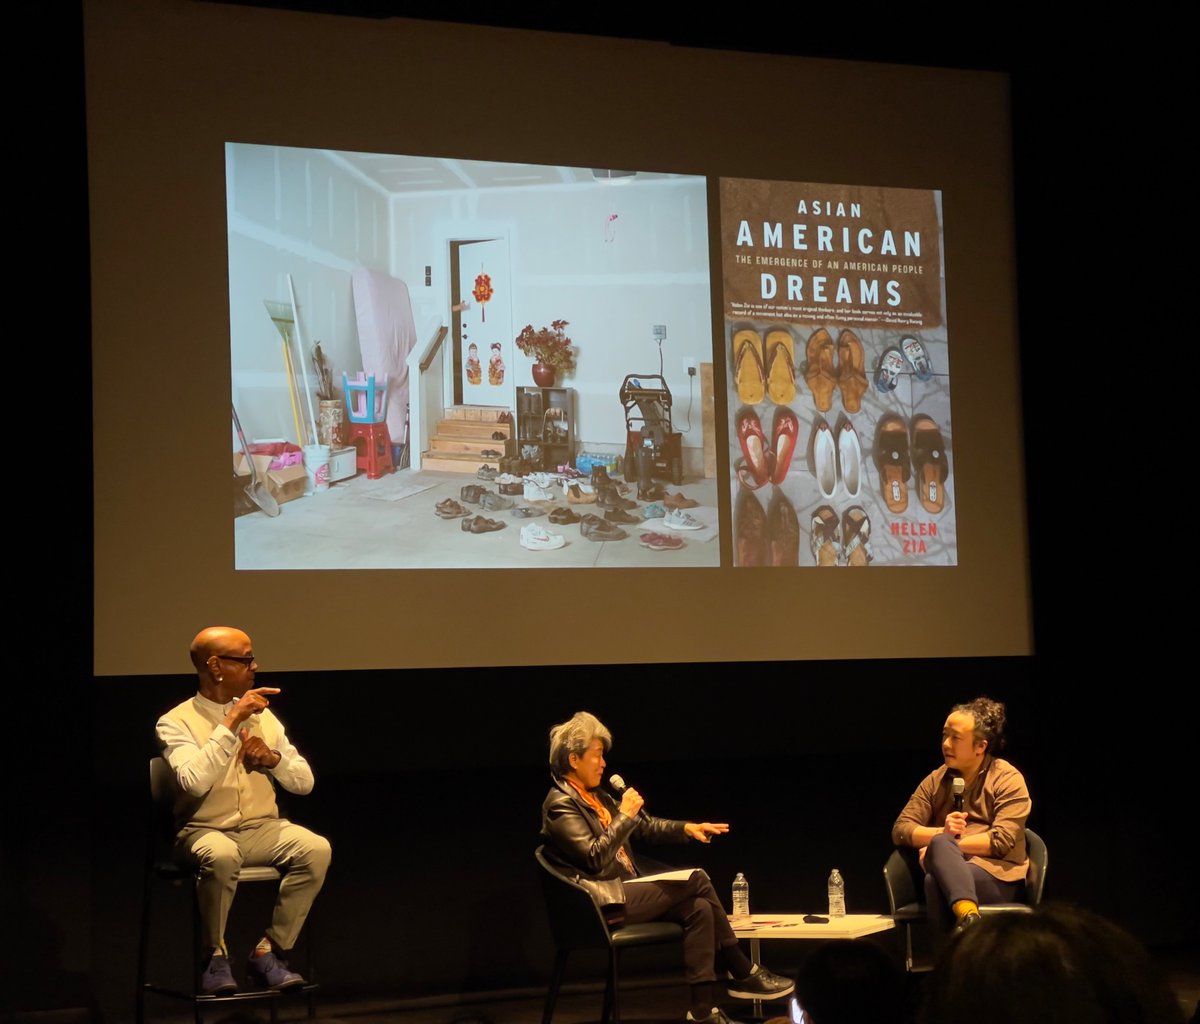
[540,710,794,1022]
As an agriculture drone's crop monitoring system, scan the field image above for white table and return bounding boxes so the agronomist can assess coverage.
[730,914,896,1015]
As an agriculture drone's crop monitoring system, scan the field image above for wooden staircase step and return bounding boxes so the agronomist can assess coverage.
[429,436,511,455]
[444,405,511,422]
[420,452,499,474]
[437,420,512,439]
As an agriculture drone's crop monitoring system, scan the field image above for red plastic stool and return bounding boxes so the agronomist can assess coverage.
[348,421,394,479]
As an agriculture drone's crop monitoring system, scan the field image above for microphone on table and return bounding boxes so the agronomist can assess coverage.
[608,774,649,821]
[951,777,965,840]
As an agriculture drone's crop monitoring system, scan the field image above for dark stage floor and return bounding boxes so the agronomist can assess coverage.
[123,944,1200,1024]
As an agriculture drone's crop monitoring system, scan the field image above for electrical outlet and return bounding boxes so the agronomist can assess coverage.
[653,324,667,340]
[688,365,697,377]
[683,357,697,375]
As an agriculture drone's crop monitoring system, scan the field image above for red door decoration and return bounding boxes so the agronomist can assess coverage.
[472,272,494,322]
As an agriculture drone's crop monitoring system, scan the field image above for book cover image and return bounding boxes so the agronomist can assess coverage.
[719,177,955,567]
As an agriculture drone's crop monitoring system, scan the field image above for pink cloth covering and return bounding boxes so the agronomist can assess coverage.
[351,266,416,444]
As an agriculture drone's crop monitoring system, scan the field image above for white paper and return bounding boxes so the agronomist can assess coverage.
[626,869,697,883]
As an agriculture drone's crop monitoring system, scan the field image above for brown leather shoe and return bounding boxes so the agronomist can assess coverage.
[735,490,768,566]
[566,483,597,505]
[604,508,641,524]
[580,513,627,541]
[766,491,799,566]
[548,506,580,524]
[663,491,699,510]
[461,515,506,533]
[597,486,637,510]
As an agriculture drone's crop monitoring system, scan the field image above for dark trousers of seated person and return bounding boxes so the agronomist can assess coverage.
[923,834,1022,944]
[622,869,751,985]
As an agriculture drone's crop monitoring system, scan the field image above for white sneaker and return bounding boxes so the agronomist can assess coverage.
[528,472,557,489]
[837,420,861,499]
[663,508,702,531]
[495,473,523,485]
[814,419,837,500]
[524,480,553,501]
[520,523,565,550]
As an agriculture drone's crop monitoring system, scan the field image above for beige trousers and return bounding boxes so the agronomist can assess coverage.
[175,818,331,953]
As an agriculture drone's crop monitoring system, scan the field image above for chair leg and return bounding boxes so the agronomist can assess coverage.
[542,949,568,1024]
[135,870,155,1024]
[602,948,620,1024]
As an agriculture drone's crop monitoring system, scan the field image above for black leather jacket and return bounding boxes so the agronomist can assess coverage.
[540,775,688,882]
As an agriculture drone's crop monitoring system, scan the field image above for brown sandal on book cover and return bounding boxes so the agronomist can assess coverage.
[809,504,840,566]
[764,328,797,405]
[841,506,874,566]
[733,328,766,406]
[911,414,949,514]
[836,329,869,413]
[804,328,837,413]
[876,413,910,514]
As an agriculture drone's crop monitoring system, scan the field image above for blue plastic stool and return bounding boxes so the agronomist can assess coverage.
[343,372,389,424]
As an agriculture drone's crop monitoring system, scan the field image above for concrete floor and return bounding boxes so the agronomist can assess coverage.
[234,468,721,570]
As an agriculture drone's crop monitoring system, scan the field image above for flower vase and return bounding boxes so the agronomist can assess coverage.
[532,362,557,388]
[318,399,346,448]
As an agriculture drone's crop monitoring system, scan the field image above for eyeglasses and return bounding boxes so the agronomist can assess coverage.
[217,653,255,664]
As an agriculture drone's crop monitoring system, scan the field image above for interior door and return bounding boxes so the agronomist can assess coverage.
[457,238,512,409]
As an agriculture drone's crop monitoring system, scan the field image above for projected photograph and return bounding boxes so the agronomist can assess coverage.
[720,178,956,566]
[228,144,719,568]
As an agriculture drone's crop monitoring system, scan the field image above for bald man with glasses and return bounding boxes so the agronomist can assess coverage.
[155,626,331,996]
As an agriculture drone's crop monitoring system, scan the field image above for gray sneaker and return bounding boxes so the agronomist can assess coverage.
[480,491,514,511]
[726,964,795,1000]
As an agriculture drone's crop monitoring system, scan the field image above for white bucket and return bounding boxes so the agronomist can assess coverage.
[303,443,332,494]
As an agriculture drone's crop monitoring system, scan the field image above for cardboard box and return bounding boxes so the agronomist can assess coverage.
[233,454,307,508]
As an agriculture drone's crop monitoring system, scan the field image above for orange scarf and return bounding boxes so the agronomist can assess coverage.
[566,777,636,876]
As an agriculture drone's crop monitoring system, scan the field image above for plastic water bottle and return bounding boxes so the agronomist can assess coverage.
[828,868,846,918]
[731,872,750,922]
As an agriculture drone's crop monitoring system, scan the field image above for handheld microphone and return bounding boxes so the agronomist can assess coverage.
[608,774,648,821]
[951,777,965,841]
